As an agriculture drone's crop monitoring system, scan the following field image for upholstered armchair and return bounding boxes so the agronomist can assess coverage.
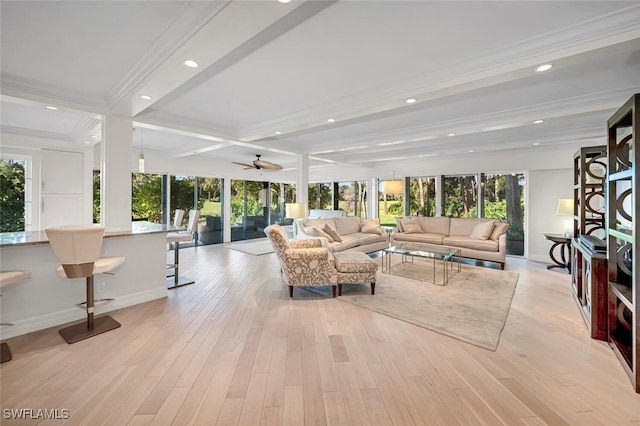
[264,224,338,297]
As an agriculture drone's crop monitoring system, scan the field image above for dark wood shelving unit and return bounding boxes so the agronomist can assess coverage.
[606,93,638,393]
[570,145,608,340]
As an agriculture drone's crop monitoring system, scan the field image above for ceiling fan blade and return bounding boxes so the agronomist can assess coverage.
[256,161,283,171]
[232,161,256,168]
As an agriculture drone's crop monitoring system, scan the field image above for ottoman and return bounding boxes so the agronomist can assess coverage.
[333,252,378,296]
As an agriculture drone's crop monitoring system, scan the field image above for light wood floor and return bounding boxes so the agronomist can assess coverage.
[1,243,639,425]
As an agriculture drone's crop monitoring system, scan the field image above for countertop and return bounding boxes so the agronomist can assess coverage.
[0,221,176,247]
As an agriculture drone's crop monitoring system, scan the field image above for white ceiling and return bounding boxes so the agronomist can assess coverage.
[1,0,639,173]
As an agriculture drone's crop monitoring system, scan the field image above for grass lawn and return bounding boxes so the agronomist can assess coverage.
[202,201,221,216]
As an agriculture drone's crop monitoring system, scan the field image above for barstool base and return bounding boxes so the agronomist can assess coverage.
[0,342,12,363]
[167,276,195,289]
[59,315,121,344]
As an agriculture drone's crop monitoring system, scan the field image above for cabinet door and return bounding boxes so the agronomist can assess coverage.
[41,150,84,228]
[41,150,83,194]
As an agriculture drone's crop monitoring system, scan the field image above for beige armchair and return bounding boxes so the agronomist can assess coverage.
[264,224,338,298]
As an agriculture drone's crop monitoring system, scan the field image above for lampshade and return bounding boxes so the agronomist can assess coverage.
[555,198,574,216]
[285,202,307,219]
[380,180,404,194]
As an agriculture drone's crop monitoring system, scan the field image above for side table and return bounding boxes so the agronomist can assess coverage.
[543,233,571,273]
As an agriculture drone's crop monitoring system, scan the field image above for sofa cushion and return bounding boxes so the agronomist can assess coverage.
[333,217,362,235]
[312,226,334,242]
[329,235,360,252]
[469,221,495,240]
[362,224,384,235]
[416,216,450,235]
[490,222,510,241]
[402,219,423,234]
[323,223,343,242]
[394,232,446,245]
[301,218,334,229]
[350,232,387,245]
[333,251,378,273]
[443,235,499,252]
[449,218,494,236]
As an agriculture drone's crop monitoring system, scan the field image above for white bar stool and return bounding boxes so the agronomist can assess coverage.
[167,209,199,289]
[0,270,31,363]
[45,226,125,344]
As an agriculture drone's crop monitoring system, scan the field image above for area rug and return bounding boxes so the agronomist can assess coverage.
[332,259,518,351]
[226,238,274,256]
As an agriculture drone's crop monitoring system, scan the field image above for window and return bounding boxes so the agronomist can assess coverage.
[483,173,525,256]
[378,185,403,226]
[197,177,223,245]
[443,175,478,218]
[132,172,164,222]
[308,183,333,210]
[338,181,367,217]
[408,177,436,217]
[0,157,31,232]
[230,180,268,241]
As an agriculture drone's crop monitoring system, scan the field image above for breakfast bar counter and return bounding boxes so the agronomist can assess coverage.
[0,222,174,339]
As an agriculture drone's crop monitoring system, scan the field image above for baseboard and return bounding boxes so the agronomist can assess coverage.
[527,254,551,264]
[0,287,168,340]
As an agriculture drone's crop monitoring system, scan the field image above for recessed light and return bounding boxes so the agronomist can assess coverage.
[327,118,335,123]
[536,64,553,72]
[448,133,456,137]
[91,135,99,140]
[184,60,199,68]
[533,119,544,124]
[469,150,475,153]
[45,105,59,110]
[278,0,291,3]
[275,131,282,135]
[533,142,540,146]
[140,95,153,100]
[83,141,92,145]
[405,98,417,104]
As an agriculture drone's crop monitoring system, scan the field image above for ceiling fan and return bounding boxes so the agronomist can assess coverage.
[232,154,283,172]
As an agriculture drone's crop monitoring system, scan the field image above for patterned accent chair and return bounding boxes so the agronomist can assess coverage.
[264,224,338,298]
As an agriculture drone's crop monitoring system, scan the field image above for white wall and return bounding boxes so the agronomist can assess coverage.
[527,168,574,263]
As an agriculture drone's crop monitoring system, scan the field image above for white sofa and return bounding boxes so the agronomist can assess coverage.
[296,216,388,254]
[308,209,347,218]
[391,216,510,269]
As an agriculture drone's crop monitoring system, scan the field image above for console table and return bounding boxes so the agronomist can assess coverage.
[543,233,571,273]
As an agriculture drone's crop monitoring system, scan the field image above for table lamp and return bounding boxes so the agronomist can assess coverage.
[555,198,574,237]
[285,202,307,239]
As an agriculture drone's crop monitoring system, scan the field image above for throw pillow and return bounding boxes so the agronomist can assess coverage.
[323,223,343,242]
[312,226,334,242]
[395,217,404,232]
[469,221,495,240]
[402,219,422,234]
[490,222,510,241]
[362,224,384,235]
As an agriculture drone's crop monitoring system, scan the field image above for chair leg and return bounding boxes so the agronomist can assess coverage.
[289,286,293,298]
[371,282,375,295]
[58,275,121,344]
[168,241,195,289]
[0,342,12,363]
[332,286,336,298]
[338,284,343,296]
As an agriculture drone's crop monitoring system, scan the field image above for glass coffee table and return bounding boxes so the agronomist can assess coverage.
[382,242,461,285]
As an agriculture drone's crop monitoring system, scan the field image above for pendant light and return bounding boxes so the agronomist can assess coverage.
[138,127,145,173]
[380,171,404,194]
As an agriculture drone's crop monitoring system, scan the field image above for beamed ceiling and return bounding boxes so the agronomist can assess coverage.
[1,0,640,174]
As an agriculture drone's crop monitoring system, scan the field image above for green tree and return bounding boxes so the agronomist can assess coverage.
[0,159,26,232]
